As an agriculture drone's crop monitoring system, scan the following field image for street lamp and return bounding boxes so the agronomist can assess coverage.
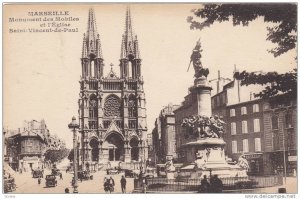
[68,116,79,193]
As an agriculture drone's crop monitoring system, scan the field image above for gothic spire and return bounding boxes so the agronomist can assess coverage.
[82,33,88,58]
[120,7,140,59]
[82,8,103,59]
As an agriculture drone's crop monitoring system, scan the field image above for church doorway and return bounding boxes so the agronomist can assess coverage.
[106,132,124,161]
[89,138,99,162]
[130,138,139,161]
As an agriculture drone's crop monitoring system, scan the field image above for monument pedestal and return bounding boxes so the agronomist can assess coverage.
[166,172,175,180]
[180,138,248,179]
[190,77,212,117]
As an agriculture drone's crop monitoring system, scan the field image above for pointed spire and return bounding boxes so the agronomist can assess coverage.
[83,8,103,58]
[96,34,103,59]
[120,6,139,59]
[120,35,126,59]
[134,35,140,59]
[82,33,88,58]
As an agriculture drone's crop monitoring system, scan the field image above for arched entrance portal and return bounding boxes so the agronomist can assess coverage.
[106,132,124,161]
[130,138,139,161]
[89,138,99,162]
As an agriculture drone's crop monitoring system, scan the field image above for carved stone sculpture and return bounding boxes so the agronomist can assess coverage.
[181,115,225,139]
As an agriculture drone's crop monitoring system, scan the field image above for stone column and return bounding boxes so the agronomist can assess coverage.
[138,142,143,162]
[113,148,116,161]
[98,141,104,163]
[124,144,131,163]
[192,77,212,117]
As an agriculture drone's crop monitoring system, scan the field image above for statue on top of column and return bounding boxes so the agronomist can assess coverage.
[187,39,209,78]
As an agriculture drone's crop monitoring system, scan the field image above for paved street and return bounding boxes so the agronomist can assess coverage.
[11,169,134,194]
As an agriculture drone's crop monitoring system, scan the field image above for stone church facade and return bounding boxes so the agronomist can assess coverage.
[78,8,148,169]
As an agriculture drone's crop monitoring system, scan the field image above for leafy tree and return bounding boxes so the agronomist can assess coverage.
[44,148,70,164]
[187,3,297,57]
[187,3,297,102]
[234,69,297,103]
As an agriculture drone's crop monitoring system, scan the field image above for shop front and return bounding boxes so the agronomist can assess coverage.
[243,153,264,176]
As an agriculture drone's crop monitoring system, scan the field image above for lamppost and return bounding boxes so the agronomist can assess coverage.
[68,116,79,193]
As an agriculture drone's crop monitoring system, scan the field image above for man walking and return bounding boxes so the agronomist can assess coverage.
[109,176,115,193]
[120,175,127,193]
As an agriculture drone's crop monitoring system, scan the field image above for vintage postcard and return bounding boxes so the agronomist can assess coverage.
[3,3,298,196]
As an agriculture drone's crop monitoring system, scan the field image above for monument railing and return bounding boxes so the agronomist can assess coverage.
[134,175,283,192]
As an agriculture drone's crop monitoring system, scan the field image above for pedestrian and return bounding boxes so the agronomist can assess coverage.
[71,177,75,187]
[38,177,41,185]
[199,175,210,193]
[142,176,148,193]
[104,179,109,193]
[210,175,223,193]
[65,188,69,193]
[60,173,63,180]
[108,176,115,193]
[120,175,127,193]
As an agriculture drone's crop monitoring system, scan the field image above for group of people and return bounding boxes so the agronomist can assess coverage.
[103,176,127,193]
[199,175,223,193]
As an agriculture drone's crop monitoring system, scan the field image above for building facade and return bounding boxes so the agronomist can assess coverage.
[7,130,45,172]
[211,73,297,176]
[78,8,148,169]
[262,99,297,176]
[225,99,265,175]
[4,119,66,172]
[152,104,179,163]
[151,119,162,164]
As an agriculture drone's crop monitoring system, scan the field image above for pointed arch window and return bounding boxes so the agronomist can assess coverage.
[89,95,98,129]
[128,61,133,78]
[128,95,137,118]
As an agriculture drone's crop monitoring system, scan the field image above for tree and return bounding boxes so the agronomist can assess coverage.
[44,148,70,164]
[187,3,297,102]
[187,3,297,57]
[234,69,297,103]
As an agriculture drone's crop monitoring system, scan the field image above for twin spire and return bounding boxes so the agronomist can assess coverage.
[82,8,102,59]
[81,7,140,60]
[121,7,140,59]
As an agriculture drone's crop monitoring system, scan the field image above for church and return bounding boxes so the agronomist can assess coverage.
[78,8,148,171]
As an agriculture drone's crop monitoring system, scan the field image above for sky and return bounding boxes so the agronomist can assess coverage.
[3,4,296,148]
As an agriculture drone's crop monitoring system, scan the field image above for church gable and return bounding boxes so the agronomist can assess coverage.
[106,120,121,134]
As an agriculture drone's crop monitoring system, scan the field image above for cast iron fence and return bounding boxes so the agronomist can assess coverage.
[134,175,283,192]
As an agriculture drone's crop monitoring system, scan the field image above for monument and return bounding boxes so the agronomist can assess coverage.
[179,39,248,179]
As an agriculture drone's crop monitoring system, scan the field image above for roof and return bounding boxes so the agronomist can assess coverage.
[9,130,44,142]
